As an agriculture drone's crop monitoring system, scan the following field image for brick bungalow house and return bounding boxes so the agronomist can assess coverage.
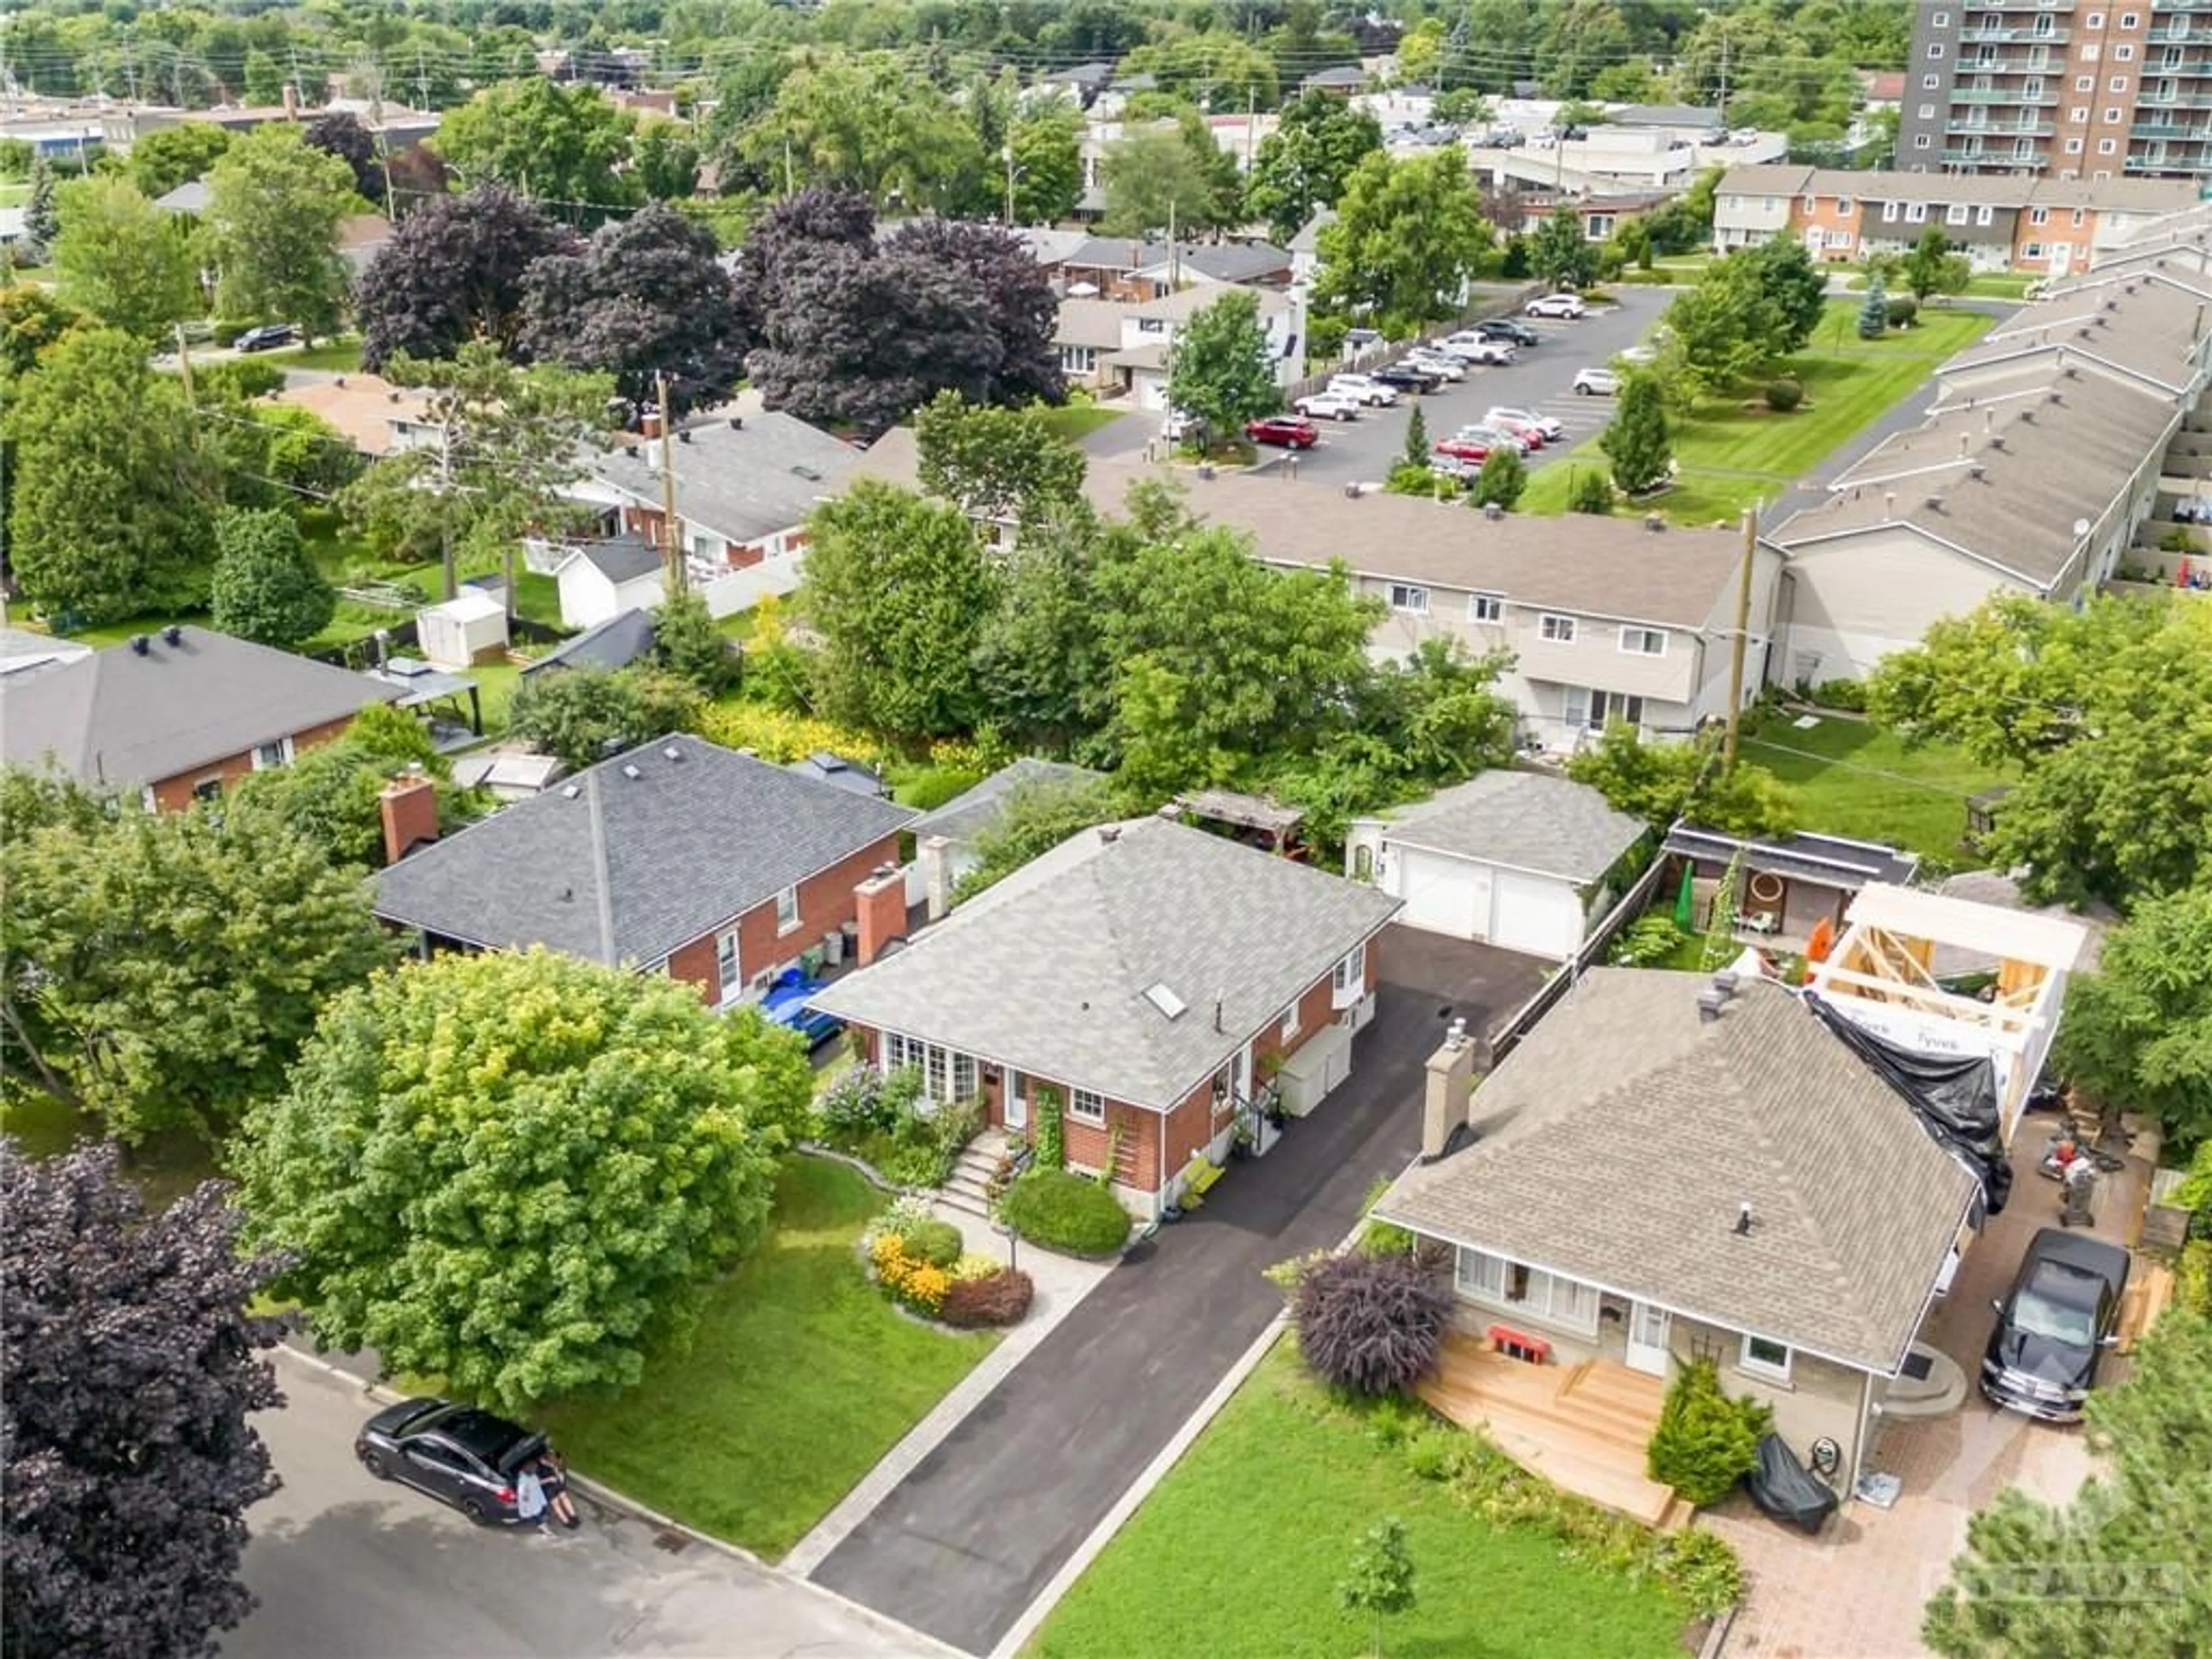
[808,812,1403,1217]
[371,735,915,1006]
[0,624,402,810]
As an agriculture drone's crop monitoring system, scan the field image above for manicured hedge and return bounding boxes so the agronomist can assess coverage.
[999,1168,1131,1257]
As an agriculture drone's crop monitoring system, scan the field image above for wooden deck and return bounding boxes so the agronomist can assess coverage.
[1418,1331,1687,1529]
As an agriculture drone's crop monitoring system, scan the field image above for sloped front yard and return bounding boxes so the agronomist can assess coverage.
[1026,1343,1694,1659]
[537,1156,997,1559]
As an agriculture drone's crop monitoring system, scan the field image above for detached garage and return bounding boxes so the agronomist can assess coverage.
[1345,771,1646,961]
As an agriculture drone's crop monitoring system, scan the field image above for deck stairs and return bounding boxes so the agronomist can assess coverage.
[1418,1331,1688,1529]
[937,1127,1012,1221]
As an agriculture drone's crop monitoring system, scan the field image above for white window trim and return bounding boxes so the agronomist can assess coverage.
[1069,1086,1107,1124]
[251,736,296,771]
[1388,582,1431,615]
[714,927,740,1001]
[774,884,801,935]
[1538,613,1578,643]
[1618,626,1667,657]
[1453,1248,1603,1339]
[1976,203,1995,225]
[1331,942,1366,1008]
[1281,999,1302,1042]
[1469,591,1503,623]
[1946,202,1969,225]
[883,1033,978,1106]
[1740,1333,1795,1383]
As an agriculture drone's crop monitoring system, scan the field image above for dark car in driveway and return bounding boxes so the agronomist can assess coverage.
[1474,317,1543,348]
[357,1398,548,1524]
[1980,1229,2130,1423]
[761,964,842,1047]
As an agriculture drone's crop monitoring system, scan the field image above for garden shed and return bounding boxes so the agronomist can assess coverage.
[414,590,509,671]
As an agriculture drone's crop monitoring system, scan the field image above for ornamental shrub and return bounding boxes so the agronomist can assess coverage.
[941,1267,1035,1328]
[870,1234,949,1314]
[1651,1527,1745,1617]
[818,1067,891,1138]
[950,1251,1002,1282]
[1645,1355,1772,1505]
[904,1218,964,1269]
[1033,1088,1065,1171]
[1763,377,1803,413]
[1294,1252,1452,1397]
[1885,294,1919,328]
[1806,676,1866,712]
[999,1168,1130,1257]
[1568,468,1615,516]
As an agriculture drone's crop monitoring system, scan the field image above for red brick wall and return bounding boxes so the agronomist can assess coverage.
[1063,1097,1150,1189]
[660,832,900,1006]
[146,713,360,812]
[1161,1077,1218,1185]
[667,933,718,1001]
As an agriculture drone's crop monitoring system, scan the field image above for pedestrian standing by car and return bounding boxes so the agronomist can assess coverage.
[536,1448,581,1531]
[515,1461,548,1528]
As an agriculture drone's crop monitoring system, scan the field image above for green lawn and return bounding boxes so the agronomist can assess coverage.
[1037,403,1124,441]
[536,1156,995,1560]
[1737,708,2010,864]
[1026,1344,1687,1659]
[274,336,365,373]
[1842,270,2037,301]
[1521,301,1994,525]
[0,1097,224,1212]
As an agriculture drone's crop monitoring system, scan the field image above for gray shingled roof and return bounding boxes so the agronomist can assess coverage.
[0,626,400,789]
[1664,823,1919,891]
[810,815,1403,1109]
[1381,772,1645,885]
[1376,971,1978,1373]
[578,411,859,548]
[373,735,915,965]
[519,608,658,677]
[908,759,1106,849]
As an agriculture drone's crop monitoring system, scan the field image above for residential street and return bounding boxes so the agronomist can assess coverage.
[222,1349,930,1659]
[808,927,1548,1657]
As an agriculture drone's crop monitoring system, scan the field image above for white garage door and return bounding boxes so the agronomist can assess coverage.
[1489,869,1585,960]
[1392,848,1480,937]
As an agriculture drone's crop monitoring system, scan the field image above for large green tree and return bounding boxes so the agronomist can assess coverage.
[1312,150,1495,337]
[203,125,358,342]
[1923,1309,2212,1658]
[434,79,639,222]
[50,177,198,345]
[914,391,1086,525]
[238,949,810,1413]
[0,770,392,1144]
[1007,103,1084,225]
[3,327,216,622]
[2054,886,2212,1145]
[741,51,981,212]
[208,508,335,647]
[1168,287,1282,439]
[802,481,999,738]
[225,702,465,870]
[1098,118,1241,237]
[1902,224,1974,303]
[1527,204,1600,291]
[1867,594,2212,903]
[505,666,704,771]
[1566,723,1796,839]
[1244,91,1382,245]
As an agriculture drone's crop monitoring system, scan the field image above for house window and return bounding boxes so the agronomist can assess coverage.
[1836,196,1852,214]
[251,737,293,770]
[2086,10,2105,24]
[1917,103,1937,120]
[1539,613,1577,643]
[1978,203,1996,224]
[2105,103,2124,118]
[1923,73,1940,90]
[1469,592,1503,623]
[1933,9,1949,22]
[2075,75,2094,90]
[2024,241,2046,258]
[775,884,801,934]
[1881,200,1900,222]
[1060,344,1098,373]
[2121,10,2139,27]
[2116,44,2135,60]
[1566,687,1646,732]
[2072,207,2086,226]
[1740,1334,1795,1382]
[715,928,739,997]
[884,1035,979,1104]
[1914,135,1933,150]
[1388,582,1430,615]
[1069,1087,1106,1124]
[2083,43,2100,60]
[2099,137,2119,152]
[2067,138,2084,153]
[1906,202,1929,222]
[1281,998,1302,1041]
[1928,41,1945,58]
[1332,942,1366,997]
[1453,1249,1603,1338]
[192,777,224,802]
[1619,626,1667,656]
[2029,205,2050,225]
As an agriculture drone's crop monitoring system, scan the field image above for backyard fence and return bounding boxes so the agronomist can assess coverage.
[1486,851,1670,1067]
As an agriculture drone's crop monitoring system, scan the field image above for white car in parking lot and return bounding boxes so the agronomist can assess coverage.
[1483,404,1565,441]
[1525,292,1588,320]
[1295,389,1365,422]
[1571,367,1620,395]
[1328,373,1399,407]
[1402,351,1467,381]
[1440,335,1515,365]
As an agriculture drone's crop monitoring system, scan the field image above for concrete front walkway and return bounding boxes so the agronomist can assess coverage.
[805,928,1548,1656]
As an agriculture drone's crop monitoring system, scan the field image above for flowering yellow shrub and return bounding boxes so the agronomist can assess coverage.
[950,1252,1002,1282]
[871,1233,949,1313]
[696,702,888,769]
[902,1263,950,1312]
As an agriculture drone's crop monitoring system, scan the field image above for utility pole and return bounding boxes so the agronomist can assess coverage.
[1716,31,1732,127]
[655,370,685,592]
[1002,140,1016,225]
[1722,505,1759,772]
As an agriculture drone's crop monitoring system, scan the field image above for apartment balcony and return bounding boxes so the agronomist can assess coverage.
[1943,146,2049,167]
[1947,118,2056,138]
[1951,86,2061,105]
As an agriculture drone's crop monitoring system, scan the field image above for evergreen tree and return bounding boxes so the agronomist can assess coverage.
[1858,276,1891,340]
[1598,372,1673,497]
[209,509,335,648]
[1397,403,1429,472]
[1469,445,1527,510]
[22,153,59,259]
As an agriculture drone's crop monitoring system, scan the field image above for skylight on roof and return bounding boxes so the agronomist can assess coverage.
[1143,983,1187,1020]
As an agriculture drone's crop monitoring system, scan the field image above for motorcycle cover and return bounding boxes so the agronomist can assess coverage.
[1806,994,2012,1215]
[1745,1433,1839,1535]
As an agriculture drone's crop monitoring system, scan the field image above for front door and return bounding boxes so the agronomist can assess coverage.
[1626,1301,1672,1377]
[1004,1070,1027,1131]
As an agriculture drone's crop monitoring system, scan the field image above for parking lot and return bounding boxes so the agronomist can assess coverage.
[1091,286,1671,486]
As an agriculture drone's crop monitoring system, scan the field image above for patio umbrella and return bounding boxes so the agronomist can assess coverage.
[1673,863,1695,930]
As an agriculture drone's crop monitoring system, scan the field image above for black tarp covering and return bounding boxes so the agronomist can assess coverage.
[1807,993,2012,1216]
[1745,1434,1840,1535]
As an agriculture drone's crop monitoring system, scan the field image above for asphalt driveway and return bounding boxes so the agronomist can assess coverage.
[807,926,1548,1656]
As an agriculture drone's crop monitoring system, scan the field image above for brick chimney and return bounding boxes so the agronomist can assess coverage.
[380,772,439,864]
[853,867,907,965]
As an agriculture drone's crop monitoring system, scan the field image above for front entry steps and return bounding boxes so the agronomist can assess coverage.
[938,1127,1011,1221]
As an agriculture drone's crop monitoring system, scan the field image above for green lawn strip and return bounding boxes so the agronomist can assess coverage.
[536,1155,995,1560]
[275,337,365,372]
[1036,403,1124,441]
[1025,1343,1686,1659]
[1737,709,2010,863]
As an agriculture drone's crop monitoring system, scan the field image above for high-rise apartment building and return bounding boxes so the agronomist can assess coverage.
[1897,0,2212,183]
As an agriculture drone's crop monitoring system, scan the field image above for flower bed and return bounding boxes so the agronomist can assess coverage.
[863,1196,1032,1327]
[815,1065,978,1189]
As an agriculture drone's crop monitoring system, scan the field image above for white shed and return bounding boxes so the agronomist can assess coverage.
[1346,771,1646,961]
[415,590,509,670]
[555,534,667,630]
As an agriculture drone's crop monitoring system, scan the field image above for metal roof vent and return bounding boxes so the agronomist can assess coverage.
[162,624,183,646]
[1696,988,1727,1024]
[560,783,581,799]
[1733,1200,1755,1237]
[1143,982,1187,1020]
[129,634,150,656]
[1969,463,1986,481]
[661,744,683,762]
[622,764,642,780]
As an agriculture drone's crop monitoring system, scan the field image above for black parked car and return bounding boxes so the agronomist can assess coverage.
[356,1397,549,1524]
[1373,363,1441,392]
[234,323,298,353]
[1980,1229,2130,1423]
[1475,317,1543,348]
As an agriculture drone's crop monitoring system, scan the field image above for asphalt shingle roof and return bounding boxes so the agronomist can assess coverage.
[518,608,658,677]
[1381,771,1645,884]
[908,759,1106,848]
[1376,970,1978,1373]
[809,815,1402,1109]
[566,533,664,584]
[0,626,400,789]
[578,411,859,548]
[372,735,915,964]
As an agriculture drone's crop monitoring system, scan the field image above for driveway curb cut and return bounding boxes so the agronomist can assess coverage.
[275,1343,966,1659]
[985,1310,1290,1659]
